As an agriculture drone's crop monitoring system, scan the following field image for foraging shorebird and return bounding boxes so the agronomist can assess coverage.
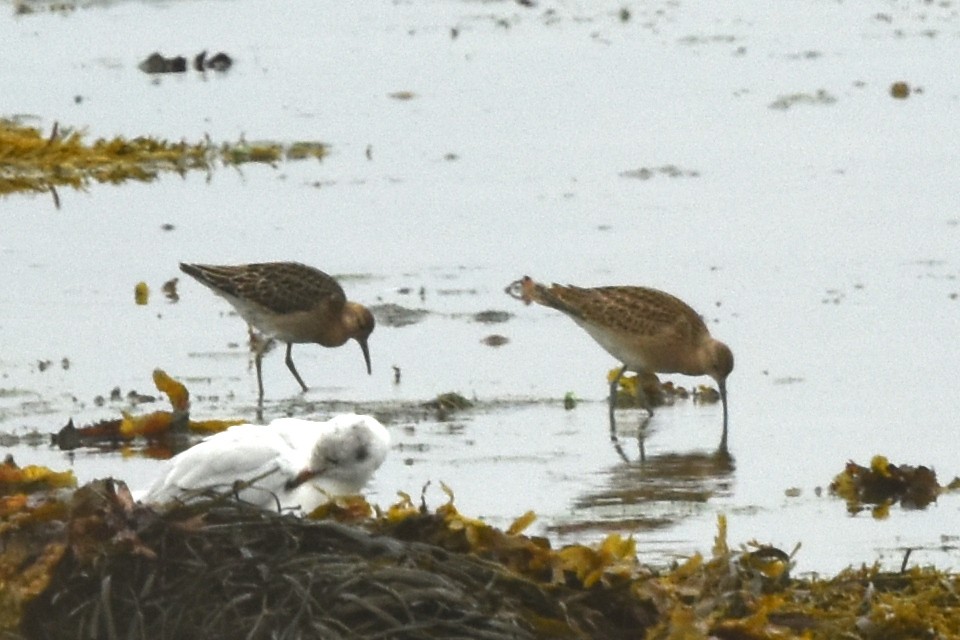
[180,262,374,404]
[507,276,734,452]
[143,413,390,512]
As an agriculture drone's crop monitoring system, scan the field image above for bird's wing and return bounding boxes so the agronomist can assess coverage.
[550,284,708,344]
[246,263,347,314]
[145,429,300,500]
[182,262,347,314]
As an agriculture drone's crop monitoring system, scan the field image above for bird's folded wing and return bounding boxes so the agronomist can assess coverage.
[146,436,299,500]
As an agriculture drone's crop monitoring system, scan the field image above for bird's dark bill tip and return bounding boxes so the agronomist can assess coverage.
[359,338,372,375]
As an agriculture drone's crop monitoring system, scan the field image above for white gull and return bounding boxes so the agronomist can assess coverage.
[142,413,390,512]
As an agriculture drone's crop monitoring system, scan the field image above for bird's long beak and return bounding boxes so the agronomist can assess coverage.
[359,338,372,375]
[718,378,729,454]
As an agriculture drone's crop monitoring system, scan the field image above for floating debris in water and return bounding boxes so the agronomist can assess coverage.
[51,369,241,452]
[134,281,149,305]
[161,277,179,302]
[473,309,513,324]
[197,50,233,72]
[768,89,838,110]
[890,81,915,99]
[140,50,232,74]
[207,51,232,71]
[619,165,700,180]
[138,52,186,74]
[830,455,942,516]
[368,303,429,328]
[424,392,473,420]
[0,429,47,448]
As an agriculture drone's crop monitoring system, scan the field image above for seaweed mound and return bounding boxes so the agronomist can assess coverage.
[9,470,960,639]
[20,483,654,639]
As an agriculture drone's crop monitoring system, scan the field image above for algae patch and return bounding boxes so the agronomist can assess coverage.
[0,119,329,201]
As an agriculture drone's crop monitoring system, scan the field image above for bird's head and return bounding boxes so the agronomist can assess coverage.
[291,415,390,495]
[706,340,734,387]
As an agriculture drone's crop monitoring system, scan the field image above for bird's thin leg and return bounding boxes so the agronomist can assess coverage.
[254,348,265,419]
[609,393,651,463]
[247,323,268,416]
[608,364,628,425]
[285,343,309,392]
[608,409,629,463]
[633,374,655,419]
[637,413,650,462]
[608,365,631,462]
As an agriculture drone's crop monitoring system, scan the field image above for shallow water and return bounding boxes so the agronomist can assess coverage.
[2,0,959,576]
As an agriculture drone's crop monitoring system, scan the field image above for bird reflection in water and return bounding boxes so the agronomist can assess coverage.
[553,448,736,541]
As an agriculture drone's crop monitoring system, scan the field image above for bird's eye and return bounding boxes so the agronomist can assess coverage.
[355,444,369,462]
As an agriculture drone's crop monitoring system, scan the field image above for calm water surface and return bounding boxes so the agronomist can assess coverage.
[2,0,959,576]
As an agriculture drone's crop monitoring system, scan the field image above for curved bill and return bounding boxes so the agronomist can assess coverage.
[358,338,372,375]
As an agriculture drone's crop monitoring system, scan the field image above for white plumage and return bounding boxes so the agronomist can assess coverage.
[142,413,390,512]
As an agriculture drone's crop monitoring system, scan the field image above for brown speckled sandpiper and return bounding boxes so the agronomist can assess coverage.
[180,262,374,404]
[508,275,733,452]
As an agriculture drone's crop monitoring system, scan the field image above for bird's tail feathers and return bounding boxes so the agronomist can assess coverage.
[179,263,242,297]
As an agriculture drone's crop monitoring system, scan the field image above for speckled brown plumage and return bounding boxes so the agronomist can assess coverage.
[532,283,709,350]
[180,262,374,406]
[180,262,347,316]
[507,275,733,453]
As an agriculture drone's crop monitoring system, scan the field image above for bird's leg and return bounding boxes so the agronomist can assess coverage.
[609,386,651,463]
[285,343,309,392]
[254,349,265,419]
[637,413,650,462]
[255,352,265,401]
[608,404,629,463]
[609,364,651,463]
[248,323,268,415]
[633,373,655,419]
[608,364,628,425]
